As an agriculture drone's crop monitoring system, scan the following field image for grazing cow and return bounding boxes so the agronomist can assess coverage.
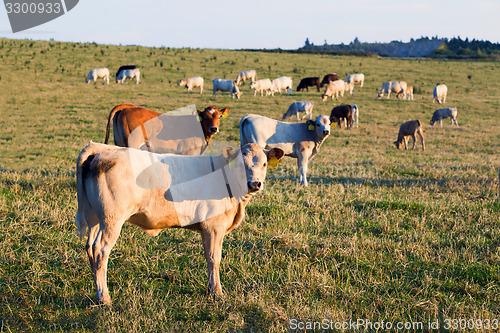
[377,81,408,99]
[213,79,241,99]
[393,120,426,151]
[322,80,345,101]
[178,77,204,94]
[104,104,229,154]
[116,68,141,84]
[236,70,257,85]
[397,86,414,100]
[344,81,354,96]
[430,107,458,127]
[297,77,320,92]
[86,68,110,84]
[115,65,136,78]
[75,141,285,304]
[320,73,339,87]
[433,84,447,104]
[250,79,273,97]
[283,101,314,120]
[240,114,331,187]
[345,73,365,88]
[329,104,358,129]
[271,76,293,95]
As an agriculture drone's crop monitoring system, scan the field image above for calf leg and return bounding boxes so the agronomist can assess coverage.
[85,214,100,279]
[418,131,425,151]
[403,137,408,150]
[411,134,417,150]
[297,149,311,187]
[440,119,443,127]
[92,221,124,305]
[200,227,225,295]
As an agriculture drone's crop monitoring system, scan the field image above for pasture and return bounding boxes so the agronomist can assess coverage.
[0,38,499,332]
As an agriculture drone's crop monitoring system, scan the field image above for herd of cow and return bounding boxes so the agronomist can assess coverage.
[77,65,460,305]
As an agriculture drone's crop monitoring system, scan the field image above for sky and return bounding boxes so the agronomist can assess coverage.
[1,0,499,49]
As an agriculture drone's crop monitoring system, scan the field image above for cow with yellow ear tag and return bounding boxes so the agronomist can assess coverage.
[239,114,330,187]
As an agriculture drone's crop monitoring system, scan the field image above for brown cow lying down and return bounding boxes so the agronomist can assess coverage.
[393,120,426,151]
[104,104,229,155]
[75,142,284,304]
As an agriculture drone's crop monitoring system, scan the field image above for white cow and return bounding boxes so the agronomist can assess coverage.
[344,81,354,96]
[213,79,241,99]
[345,73,364,88]
[250,79,272,97]
[377,81,407,99]
[322,80,345,101]
[236,70,257,86]
[86,68,110,84]
[433,84,448,104]
[116,68,141,84]
[270,76,293,96]
[240,114,331,187]
[430,107,458,127]
[75,141,284,304]
[283,101,314,120]
[178,77,204,94]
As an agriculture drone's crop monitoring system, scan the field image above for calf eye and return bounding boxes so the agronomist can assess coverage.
[263,162,267,167]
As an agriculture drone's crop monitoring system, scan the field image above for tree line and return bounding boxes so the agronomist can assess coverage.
[298,37,500,59]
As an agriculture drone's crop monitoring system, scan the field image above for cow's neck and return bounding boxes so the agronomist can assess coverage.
[313,136,327,154]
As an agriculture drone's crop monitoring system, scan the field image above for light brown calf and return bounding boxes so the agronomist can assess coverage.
[75,142,284,304]
[104,104,229,154]
[393,120,426,151]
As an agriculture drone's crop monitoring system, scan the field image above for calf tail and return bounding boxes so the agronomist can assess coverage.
[75,142,109,239]
[104,104,136,144]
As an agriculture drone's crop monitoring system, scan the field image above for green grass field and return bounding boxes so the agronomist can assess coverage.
[0,38,499,332]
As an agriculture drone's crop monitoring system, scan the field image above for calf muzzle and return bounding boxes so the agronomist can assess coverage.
[247,180,262,192]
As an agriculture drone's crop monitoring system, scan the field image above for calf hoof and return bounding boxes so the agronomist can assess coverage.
[98,295,112,306]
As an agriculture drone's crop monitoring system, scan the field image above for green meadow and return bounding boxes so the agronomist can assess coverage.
[0,38,499,332]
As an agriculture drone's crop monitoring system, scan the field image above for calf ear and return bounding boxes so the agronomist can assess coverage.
[266,147,284,161]
[222,146,238,162]
[266,148,284,168]
[221,107,230,118]
[306,120,315,131]
[195,109,202,121]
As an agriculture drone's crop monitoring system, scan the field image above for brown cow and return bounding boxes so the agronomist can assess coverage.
[104,104,229,154]
[393,120,426,151]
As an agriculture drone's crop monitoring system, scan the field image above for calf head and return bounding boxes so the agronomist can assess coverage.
[232,82,242,99]
[197,106,230,143]
[178,79,187,87]
[307,115,331,139]
[239,143,284,192]
[393,140,403,149]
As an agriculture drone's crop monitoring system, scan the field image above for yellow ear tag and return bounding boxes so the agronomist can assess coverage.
[268,156,280,168]
[222,113,229,118]
[308,124,315,131]
[197,115,202,122]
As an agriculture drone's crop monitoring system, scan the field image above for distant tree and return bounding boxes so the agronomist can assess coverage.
[304,38,310,47]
